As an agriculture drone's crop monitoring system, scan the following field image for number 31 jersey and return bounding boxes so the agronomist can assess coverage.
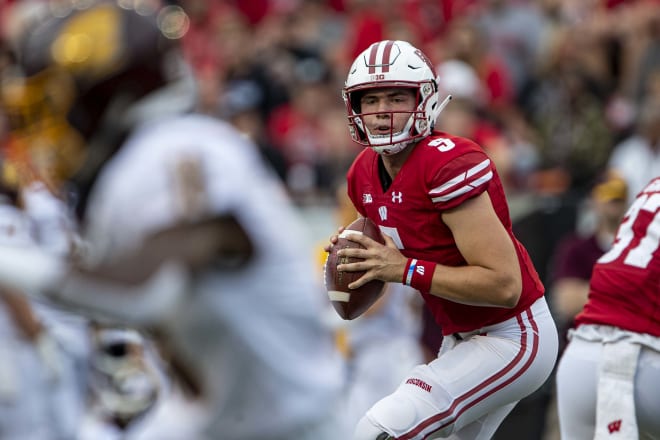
[346,131,544,335]
[576,177,660,336]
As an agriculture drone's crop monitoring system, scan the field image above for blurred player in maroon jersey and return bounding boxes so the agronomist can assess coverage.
[326,40,558,440]
[556,177,660,440]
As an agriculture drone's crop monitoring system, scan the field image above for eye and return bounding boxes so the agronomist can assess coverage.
[361,96,377,106]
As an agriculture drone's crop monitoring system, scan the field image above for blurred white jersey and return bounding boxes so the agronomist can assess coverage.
[19,182,90,365]
[82,115,348,439]
[0,202,84,439]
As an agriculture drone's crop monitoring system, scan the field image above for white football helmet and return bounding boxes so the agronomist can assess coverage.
[343,40,451,155]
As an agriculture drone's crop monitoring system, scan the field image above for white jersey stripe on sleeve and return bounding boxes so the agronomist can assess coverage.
[430,173,466,196]
[430,170,493,203]
[466,158,490,177]
[429,159,491,195]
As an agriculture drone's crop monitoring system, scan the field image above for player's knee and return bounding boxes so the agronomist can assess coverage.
[353,416,393,440]
[353,393,418,440]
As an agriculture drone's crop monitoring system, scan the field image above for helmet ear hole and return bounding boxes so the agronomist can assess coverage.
[350,91,363,114]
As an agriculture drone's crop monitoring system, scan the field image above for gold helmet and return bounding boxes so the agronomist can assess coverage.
[1,1,190,195]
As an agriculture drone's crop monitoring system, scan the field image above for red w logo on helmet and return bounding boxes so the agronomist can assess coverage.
[367,41,396,74]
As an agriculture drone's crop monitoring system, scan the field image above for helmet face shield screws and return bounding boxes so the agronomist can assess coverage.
[343,40,449,155]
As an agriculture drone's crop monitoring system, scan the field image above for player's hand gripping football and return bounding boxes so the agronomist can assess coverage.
[325,227,407,289]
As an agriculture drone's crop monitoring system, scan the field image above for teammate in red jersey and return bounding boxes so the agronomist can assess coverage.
[556,177,660,440]
[326,40,558,440]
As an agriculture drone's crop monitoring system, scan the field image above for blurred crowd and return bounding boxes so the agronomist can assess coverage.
[0,0,658,439]
[1,0,659,205]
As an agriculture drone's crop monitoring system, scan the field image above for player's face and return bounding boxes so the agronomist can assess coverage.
[359,88,417,134]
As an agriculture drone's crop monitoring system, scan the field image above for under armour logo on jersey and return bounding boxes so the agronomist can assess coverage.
[607,420,622,434]
[366,40,400,74]
[363,193,373,204]
[378,206,388,221]
[391,192,403,203]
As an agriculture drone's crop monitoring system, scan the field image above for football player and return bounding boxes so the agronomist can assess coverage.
[0,178,85,439]
[0,2,349,439]
[556,176,660,439]
[326,40,558,439]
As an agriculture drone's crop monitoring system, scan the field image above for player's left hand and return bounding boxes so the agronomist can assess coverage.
[336,233,407,288]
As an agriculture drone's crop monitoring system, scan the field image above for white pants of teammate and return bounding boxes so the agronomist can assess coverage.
[556,325,660,440]
[353,297,558,440]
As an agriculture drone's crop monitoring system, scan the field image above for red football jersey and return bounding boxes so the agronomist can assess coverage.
[346,131,544,335]
[575,177,660,336]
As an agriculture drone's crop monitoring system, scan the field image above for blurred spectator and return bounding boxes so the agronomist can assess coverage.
[435,59,515,189]
[608,93,660,199]
[214,7,290,119]
[267,56,344,202]
[442,16,515,110]
[342,0,386,62]
[474,0,546,100]
[222,100,289,183]
[549,170,629,351]
[522,25,615,193]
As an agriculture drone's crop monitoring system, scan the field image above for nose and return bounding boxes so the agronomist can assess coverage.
[375,100,392,116]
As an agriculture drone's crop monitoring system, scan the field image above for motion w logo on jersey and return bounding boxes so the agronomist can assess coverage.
[379,206,387,221]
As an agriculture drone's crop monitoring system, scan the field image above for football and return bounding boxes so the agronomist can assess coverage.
[324,217,386,320]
